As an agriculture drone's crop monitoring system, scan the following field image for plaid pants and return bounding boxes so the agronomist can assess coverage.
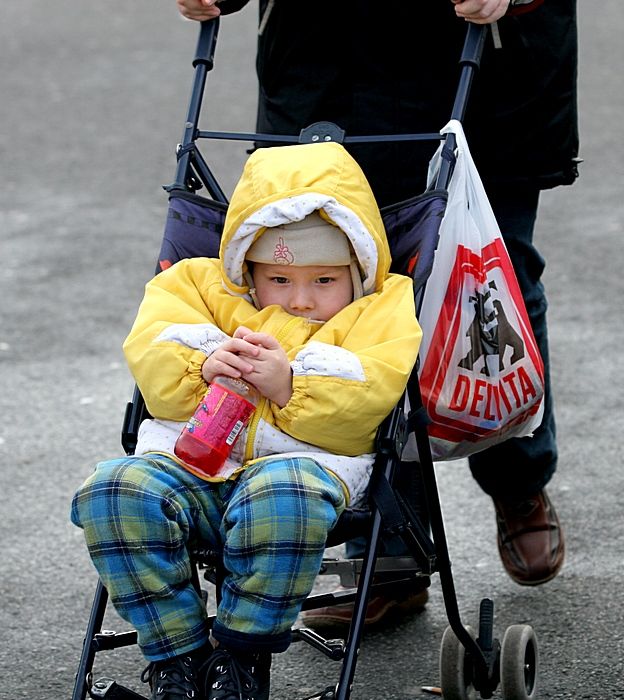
[71,454,345,660]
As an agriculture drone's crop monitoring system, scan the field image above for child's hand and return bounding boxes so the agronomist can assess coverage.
[201,335,260,384]
[233,327,293,408]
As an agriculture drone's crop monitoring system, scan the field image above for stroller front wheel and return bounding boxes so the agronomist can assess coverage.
[439,624,477,700]
[500,624,539,700]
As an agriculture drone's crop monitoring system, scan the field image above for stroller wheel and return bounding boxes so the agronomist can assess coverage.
[439,625,477,700]
[500,624,539,700]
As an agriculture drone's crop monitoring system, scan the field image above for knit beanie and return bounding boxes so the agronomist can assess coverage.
[245,212,364,299]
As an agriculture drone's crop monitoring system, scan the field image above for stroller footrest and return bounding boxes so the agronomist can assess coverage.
[89,678,147,700]
[294,628,345,660]
[319,555,424,587]
[93,630,138,652]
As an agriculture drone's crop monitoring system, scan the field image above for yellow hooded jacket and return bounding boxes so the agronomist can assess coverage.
[123,142,422,504]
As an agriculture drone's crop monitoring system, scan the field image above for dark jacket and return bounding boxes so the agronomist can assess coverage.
[225,0,579,206]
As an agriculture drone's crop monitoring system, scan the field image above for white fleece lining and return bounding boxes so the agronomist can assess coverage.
[291,341,366,382]
[154,323,229,356]
[223,194,378,295]
[135,417,374,506]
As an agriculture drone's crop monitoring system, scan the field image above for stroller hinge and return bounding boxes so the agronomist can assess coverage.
[375,404,408,460]
[299,121,346,145]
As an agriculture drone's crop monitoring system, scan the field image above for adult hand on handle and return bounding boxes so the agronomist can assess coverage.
[176,0,221,21]
[451,0,510,24]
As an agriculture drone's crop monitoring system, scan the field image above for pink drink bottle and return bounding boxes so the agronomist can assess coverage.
[174,376,259,478]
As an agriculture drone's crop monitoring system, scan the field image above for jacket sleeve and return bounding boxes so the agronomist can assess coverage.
[271,274,422,456]
[506,0,544,16]
[122,260,227,421]
[218,0,252,15]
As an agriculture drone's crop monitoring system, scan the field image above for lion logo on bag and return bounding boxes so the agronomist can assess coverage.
[458,282,525,376]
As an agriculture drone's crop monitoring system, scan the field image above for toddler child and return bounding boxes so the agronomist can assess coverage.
[71,141,422,700]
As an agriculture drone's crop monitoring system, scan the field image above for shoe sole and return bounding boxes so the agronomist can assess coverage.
[302,589,428,630]
[503,551,565,586]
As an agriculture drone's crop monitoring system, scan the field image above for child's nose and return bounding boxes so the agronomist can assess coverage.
[290,286,314,310]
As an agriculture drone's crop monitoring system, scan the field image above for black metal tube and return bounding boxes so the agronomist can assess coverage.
[70,581,109,700]
[451,22,487,122]
[435,131,457,191]
[435,23,487,190]
[334,410,403,700]
[169,20,219,192]
[190,146,228,203]
[409,382,490,679]
[195,130,444,144]
[334,507,385,700]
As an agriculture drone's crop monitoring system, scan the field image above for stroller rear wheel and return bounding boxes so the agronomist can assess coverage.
[500,624,539,700]
[439,624,477,700]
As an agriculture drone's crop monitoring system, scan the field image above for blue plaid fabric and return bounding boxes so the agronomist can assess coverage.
[71,455,345,660]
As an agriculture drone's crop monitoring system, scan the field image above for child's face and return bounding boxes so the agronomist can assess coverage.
[252,263,353,322]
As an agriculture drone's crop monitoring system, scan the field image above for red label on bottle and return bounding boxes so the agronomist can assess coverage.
[174,382,256,478]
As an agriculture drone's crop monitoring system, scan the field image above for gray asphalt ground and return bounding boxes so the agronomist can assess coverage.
[1,2,623,699]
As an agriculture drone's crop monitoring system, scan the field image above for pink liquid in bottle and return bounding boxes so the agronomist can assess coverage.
[175,377,258,478]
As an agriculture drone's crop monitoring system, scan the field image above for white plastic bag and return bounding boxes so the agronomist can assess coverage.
[416,120,545,461]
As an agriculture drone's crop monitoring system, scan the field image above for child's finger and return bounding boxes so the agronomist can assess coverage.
[221,336,260,356]
[212,354,255,376]
[233,325,254,339]
[237,331,281,350]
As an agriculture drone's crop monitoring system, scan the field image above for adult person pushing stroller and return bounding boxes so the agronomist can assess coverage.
[175,0,577,621]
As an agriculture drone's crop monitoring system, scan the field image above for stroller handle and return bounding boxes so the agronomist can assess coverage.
[193,18,219,68]
[435,22,487,190]
[175,19,487,195]
[452,21,488,122]
[191,17,486,122]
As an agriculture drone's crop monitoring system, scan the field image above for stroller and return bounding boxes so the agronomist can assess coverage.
[71,19,539,700]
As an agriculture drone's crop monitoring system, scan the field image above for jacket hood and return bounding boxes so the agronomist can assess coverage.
[219,142,391,300]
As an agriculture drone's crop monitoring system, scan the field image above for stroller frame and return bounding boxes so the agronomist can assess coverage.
[72,20,538,700]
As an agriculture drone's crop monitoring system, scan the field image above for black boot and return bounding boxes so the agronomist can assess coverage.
[203,648,271,700]
[141,643,213,699]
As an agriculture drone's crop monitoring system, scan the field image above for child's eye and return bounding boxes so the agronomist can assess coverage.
[317,277,334,284]
[270,276,289,284]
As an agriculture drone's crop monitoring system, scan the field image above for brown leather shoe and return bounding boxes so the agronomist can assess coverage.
[301,585,428,632]
[494,489,565,586]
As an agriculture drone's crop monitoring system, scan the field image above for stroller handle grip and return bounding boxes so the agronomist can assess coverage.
[452,22,487,122]
[193,18,219,69]
[436,23,487,189]
[459,21,488,71]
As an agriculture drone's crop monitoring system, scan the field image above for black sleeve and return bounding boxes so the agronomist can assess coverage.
[507,0,545,16]
[218,0,252,16]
